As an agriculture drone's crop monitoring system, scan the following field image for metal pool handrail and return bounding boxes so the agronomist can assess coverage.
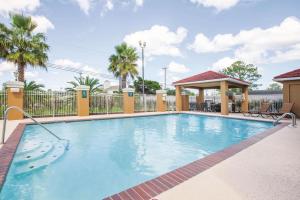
[273,112,297,127]
[1,106,65,144]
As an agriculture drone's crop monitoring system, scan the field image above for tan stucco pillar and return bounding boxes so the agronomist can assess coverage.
[76,85,90,116]
[5,81,24,120]
[175,86,182,111]
[156,90,167,112]
[241,86,249,112]
[220,81,229,115]
[181,91,189,111]
[123,88,134,114]
[196,88,204,104]
[282,82,289,103]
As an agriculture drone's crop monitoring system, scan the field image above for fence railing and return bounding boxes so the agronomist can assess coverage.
[0,91,7,119]
[189,94,283,113]
[134,94,157,112]
[89,94,123,114]
[24,91,77,117]
[166,96,176,111]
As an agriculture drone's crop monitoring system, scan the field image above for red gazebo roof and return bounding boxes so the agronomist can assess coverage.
[273,68,300,80]
[173,70,249,85]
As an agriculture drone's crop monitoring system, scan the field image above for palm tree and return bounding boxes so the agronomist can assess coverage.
[66,75,102,93]
[24,80,45,91]
[0,14,49,82]
[108,43,139,89]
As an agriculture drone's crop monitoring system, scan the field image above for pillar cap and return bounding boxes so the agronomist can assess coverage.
[156,90,167,94]
[122,88,134,93]
[75,85,90,91]
[5,81,24,88]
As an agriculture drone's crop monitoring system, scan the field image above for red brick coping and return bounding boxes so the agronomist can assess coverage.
[0,123,25,189]
[0,116,287,199]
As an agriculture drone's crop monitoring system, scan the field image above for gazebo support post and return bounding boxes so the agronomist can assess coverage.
[220,81,229,115]
[181,92,189,111]
[196,88,204,105]
[175,86,182,111]
[241,86,249,113]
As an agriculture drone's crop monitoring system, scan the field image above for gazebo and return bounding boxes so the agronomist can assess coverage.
[173,70,250,115]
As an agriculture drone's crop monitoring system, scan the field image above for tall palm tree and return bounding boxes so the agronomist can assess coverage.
[0,14,49,82]
[24,80,45,91]
[108,43,139,89]
[66,75,102,93]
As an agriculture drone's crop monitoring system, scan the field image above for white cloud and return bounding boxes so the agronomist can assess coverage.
[101,0,114,16]
[54,59,82,68]
[135,0,144,7]
[271,44,300,63]
[190,16,300,64]
[53,59,99,76]
[124,25,188,57]
[75,0,91,15]
[25,71,39,78]
[212,57,237,71]
[0,0,40,16]
[190,0,239,11]
[168,61,190,73]
[31,16,55,33]
[0,61,15,76]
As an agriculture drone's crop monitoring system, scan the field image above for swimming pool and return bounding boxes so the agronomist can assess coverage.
[0,114,273,199]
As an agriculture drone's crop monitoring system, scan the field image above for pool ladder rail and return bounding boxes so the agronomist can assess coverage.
[1,106,70,150]
[273,112,297,127]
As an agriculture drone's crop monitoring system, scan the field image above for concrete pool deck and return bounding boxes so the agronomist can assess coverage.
[0,112,299,200]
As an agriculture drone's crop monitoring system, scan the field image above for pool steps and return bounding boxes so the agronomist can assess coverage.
[14,140,66,176]
[14,141,54,164]
[16,139,42,156]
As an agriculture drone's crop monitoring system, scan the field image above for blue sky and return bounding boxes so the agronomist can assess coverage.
[0,0,300,90]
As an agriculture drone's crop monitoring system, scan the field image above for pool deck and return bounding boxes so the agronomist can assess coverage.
[0,112,299,200]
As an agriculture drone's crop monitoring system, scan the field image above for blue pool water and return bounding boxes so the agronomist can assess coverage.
[0,114,273,199]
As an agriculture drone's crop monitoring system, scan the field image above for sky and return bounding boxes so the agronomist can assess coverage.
[0,0,300,90]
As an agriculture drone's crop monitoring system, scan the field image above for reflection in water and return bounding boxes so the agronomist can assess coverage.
[0,114,273,200]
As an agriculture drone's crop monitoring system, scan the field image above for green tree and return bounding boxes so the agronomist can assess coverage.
[66,75,102,93]
[267,82,282,91]
[166,88,176,95]
[0,14,49,82]
[133,77,161,94]
[221,61,262,90]
[108,43,139,89]
[24,80,45,91]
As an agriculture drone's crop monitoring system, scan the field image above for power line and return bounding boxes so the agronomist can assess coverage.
[47,63,115,80]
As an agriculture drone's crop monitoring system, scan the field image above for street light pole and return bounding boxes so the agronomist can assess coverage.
[139,41,146,111]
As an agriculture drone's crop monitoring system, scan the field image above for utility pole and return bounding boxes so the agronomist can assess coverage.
[162,67,167,89]
[139,40,146,111]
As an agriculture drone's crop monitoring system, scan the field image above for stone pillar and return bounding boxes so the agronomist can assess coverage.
[241,86,249,112]
[5,81,24,120]
[123,88,134,114]
[181,91,190,111]
[175,86,182,111]
[75,85,90,116]
[156,90,167,112]
[220,81,229,115]
[196,88,204,104]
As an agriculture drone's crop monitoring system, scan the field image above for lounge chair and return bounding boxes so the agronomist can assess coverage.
[265,102,295,119]
[243,103,270,117]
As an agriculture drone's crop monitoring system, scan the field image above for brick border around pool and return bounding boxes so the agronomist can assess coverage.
[0,123,25,190]
[103,123,287,200]
[0,116,287,198]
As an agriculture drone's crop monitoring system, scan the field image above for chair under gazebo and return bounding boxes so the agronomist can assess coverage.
[173,70,250,115]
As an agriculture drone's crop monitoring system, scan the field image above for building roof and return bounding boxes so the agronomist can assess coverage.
[173,70,249,86]
[273,68,300,81]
